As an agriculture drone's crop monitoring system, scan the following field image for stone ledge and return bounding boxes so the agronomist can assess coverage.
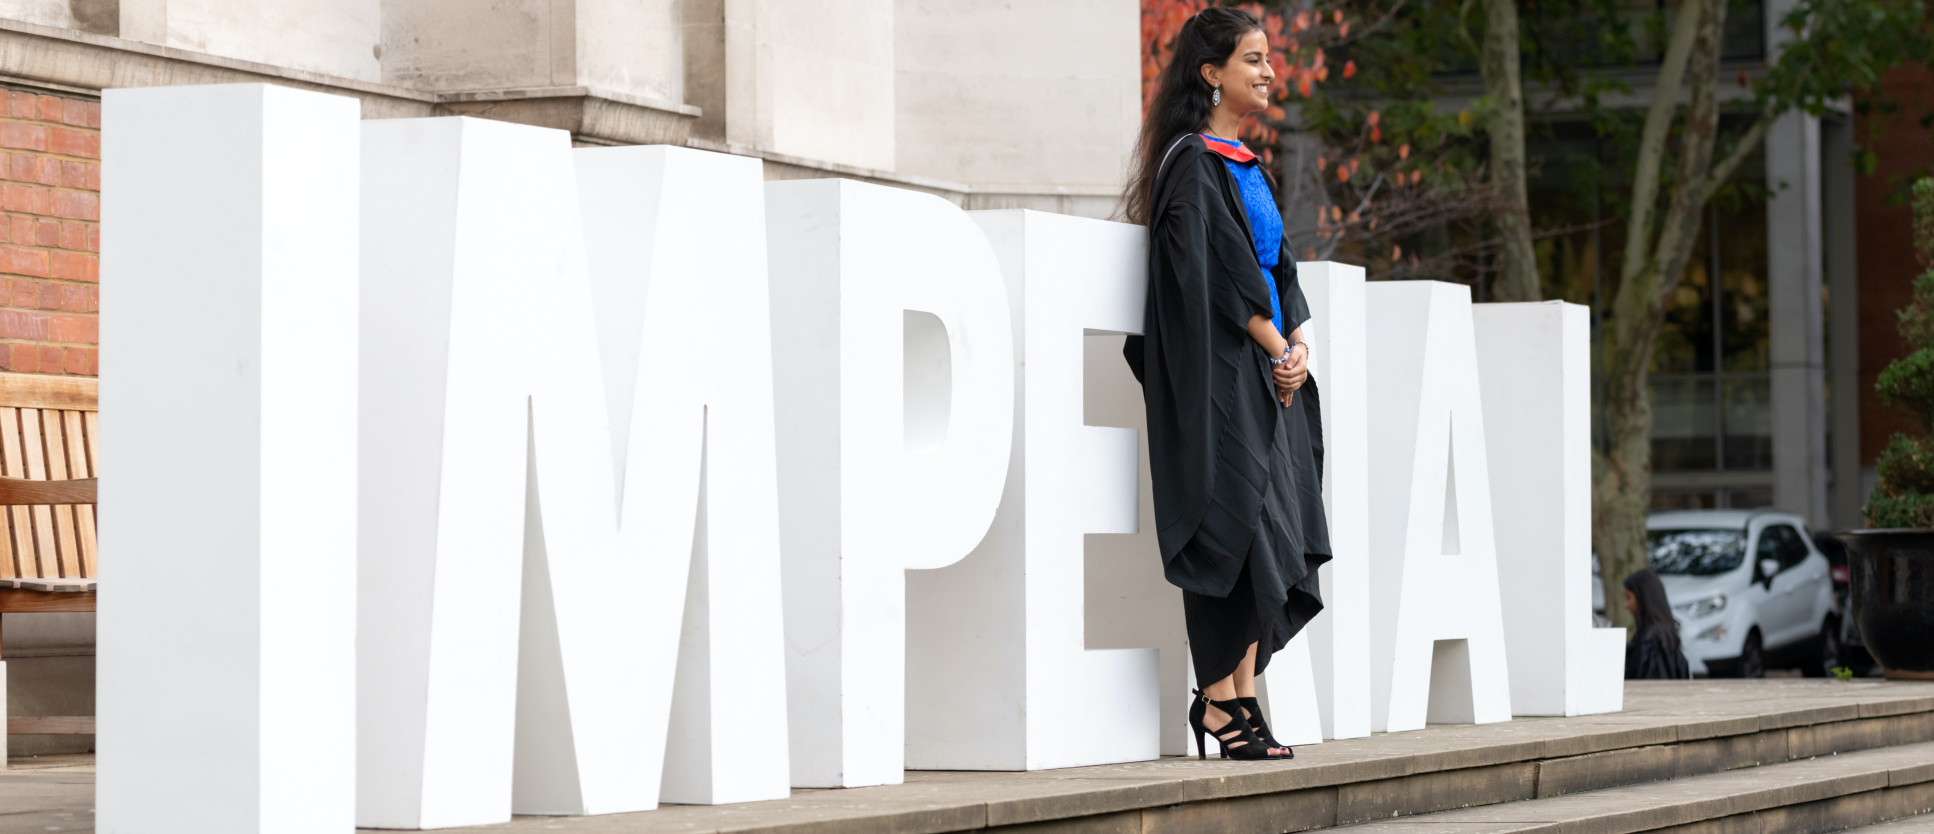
[371,681,1934,833]
[0,16,434,118]
[0,21,1123,219]
[436,86,699,147]
[690,136,975,202]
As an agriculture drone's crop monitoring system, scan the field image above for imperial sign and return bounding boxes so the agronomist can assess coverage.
[94,84,1624,834]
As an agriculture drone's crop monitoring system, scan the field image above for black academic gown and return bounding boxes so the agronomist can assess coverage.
[1124,135,1331,681]
[1624,626,1691,680]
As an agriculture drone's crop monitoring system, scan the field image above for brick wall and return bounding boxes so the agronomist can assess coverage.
[0,88,98,378]
[1856,66,1933,465]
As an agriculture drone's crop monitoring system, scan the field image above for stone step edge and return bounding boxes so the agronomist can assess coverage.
[1528,706,1934,801]
[1839,810,1934,832]
[1325,738,1934,834]
[969,701,1934,829]
[582,696,1934,834]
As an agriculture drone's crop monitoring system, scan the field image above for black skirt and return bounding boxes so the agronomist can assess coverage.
[1179,375,1329,686]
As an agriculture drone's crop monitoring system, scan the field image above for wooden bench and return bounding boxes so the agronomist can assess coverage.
[0,372,97,738]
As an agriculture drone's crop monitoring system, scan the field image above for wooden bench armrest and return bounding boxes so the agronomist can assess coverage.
[0,476,95,505]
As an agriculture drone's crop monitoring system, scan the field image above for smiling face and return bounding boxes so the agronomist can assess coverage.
[1200,28,1275,120]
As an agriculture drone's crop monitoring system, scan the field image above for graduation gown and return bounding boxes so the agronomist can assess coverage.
[1624,627,1691,680]
[1124,134,1332,682]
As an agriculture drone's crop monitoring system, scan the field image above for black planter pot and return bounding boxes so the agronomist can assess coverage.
[1832,529,1934,680]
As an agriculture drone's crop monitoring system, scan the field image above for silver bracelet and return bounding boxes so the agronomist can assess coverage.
[1269,344,1294,365]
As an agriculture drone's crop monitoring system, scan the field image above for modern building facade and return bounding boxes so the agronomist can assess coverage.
[1264,0,1888,534]
[1512,0,1923,537]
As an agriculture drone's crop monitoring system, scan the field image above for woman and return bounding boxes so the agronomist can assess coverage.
[1623,569,1691,680]
[1122,7,1330,761]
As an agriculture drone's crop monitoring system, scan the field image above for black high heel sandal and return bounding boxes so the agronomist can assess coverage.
[1238,696,1294,759]
[1188,689,1278,761]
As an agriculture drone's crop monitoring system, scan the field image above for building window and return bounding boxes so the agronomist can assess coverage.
[1525,117,1770,509]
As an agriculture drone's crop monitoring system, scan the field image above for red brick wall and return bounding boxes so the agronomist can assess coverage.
[1856,65,1934,464]
[0,89,98,378]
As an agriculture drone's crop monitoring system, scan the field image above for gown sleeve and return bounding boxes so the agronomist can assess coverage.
[1274,239,1311,333]
[1124,153,1276,383]
[1126,147,1287,568]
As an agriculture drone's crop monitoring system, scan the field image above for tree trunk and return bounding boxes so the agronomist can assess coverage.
[1593,345,1653,630]
[1592,0,1728,630]
[1480,0,1539,302]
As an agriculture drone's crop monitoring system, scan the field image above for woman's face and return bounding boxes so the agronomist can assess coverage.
[1623,589,1638,616]
[1201,29,1275,118]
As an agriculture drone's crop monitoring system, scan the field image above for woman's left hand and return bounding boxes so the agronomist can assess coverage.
[1272,344,1308,394]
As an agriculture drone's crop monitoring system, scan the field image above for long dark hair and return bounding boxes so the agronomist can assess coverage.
[1121,7,1264,225]
[1623,568,1681,654]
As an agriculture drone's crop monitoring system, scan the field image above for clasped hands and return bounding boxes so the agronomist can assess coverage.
[1274,343,1308,407]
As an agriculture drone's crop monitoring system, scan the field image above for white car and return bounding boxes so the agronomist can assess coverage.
[1647,509,1840,678]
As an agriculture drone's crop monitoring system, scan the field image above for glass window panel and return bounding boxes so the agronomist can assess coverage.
[1718,151,1770,372]
[1528,130,1604,307]
[1651,376,1717,471]
[1721,375,1772,470]
[1722,0,1765,60]
[1726,487,1773,509]
[1654,219,1715,375]
[1776,525,1810,568]
[1651,489,1719,511]
[1650,528,1748,575]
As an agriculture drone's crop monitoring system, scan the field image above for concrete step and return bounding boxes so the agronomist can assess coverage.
[415,682,1934,834]
[1335,739,1934,834]
[8,682,1928,833]
[1842,812,1934,833]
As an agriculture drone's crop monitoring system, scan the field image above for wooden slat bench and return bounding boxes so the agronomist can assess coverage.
[0,372,97,738]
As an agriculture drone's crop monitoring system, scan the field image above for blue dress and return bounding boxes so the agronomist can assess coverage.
[1203,135,1285,335]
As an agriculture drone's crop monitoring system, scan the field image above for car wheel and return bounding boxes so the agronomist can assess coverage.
[1803,618,1840,678]
[1739,630,1766,679]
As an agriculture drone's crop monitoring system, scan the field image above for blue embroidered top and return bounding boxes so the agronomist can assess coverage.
[1202,134,1284,334]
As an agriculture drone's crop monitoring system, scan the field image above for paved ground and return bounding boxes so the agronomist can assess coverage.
[2,680,1931,834]
[0,754,90,833]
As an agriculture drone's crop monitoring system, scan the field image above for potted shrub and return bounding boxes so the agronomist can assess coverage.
[1837,178,1934,680]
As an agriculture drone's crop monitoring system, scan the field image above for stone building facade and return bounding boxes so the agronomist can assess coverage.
[0,0,1141,755]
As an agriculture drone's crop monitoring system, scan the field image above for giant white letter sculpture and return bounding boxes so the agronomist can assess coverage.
[99,84,360,834]
[1475,302,1626,716]
[1366,281,1513,732]
[1259,261,1374,743]
[905,210,1160,770]
[767,179,1015,788]
[357,117,789,828]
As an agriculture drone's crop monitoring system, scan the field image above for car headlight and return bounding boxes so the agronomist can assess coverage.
[1674,594,1728,620]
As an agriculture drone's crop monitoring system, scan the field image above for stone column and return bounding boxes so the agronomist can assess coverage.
[119,0,380,81]
[1824,116,1862,529]
[1766,110,1829,526]
[382,0,698,145]
[723,0,895,170]
[892,0,1138,191]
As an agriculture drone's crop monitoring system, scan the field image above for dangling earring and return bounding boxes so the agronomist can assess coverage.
[1212,84,1221,106]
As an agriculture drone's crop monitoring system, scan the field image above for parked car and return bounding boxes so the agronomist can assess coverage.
[1811,530,1879,676]
[1592,552,1606,623]
[1646,510,1840,677]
